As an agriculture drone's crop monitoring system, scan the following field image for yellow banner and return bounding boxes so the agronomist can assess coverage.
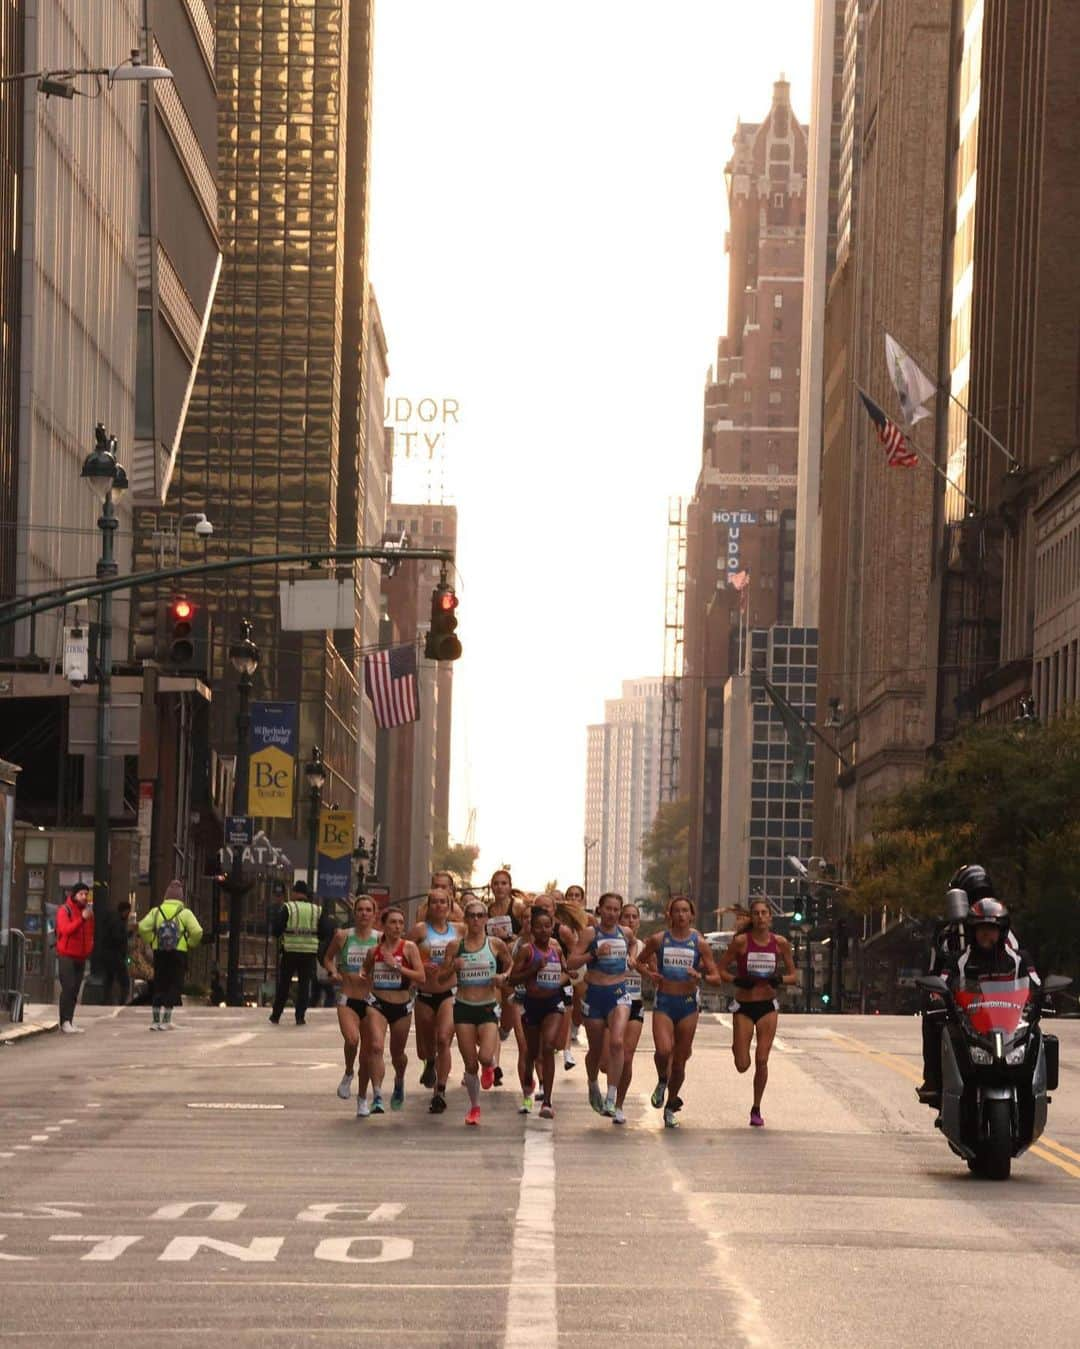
[248,745,296,818]
[318,808,354,861]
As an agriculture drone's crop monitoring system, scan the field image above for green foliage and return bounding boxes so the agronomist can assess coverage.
[641,797,691,902]
[431,828,479,885]
[850,714,1080,971]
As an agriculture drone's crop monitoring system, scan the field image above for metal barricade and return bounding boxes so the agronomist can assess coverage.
[1,928,27,1023]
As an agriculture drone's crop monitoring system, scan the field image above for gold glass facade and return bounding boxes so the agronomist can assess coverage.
[134,1,374,815]
[0,0,22,644]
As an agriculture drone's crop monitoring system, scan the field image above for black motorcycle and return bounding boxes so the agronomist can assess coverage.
[916,971,1070,1180]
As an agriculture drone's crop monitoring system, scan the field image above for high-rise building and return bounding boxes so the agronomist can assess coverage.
[585,677,663,900]
[133,1,376,820]
[680,79,808,912]
[0,2,23,636]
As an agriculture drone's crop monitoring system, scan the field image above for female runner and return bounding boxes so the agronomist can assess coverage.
[507,906,568,1118]
[431,871,465,921]
[438,897,512,1126]
[561,883,588,1065]
[567,891,633,1122]
[408,887,462,1113]
[716,897,796,1126]
[322,894,380,1111]
[360,908,426,1116]
[612,901,645,1126]
[486,869,526,1087]
[637,896,723,1128]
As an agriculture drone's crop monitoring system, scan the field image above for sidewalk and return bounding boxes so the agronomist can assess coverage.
[0,1002,121,1046]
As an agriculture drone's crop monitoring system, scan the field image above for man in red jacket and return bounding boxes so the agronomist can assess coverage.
[55,882,94,1033]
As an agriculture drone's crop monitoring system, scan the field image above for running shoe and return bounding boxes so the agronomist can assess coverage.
[518,1095,534,1115]
[612,1108,627,1126]
[570,1026,581,1046]
[749,1107,764,1128]
[481,1065,495,1091]
[539,1103,554,1120]
[602,1098,617,1118]
[535,1086,546,1103]
[668,1094,684,1114]
[465,1106,481,1127]
[371,1092,385,1115]
[356,1098,371,1119]
[336,1073,353,1100]
[420,1059,437,1089]
[663,1107,680,1129]
[391,1081,405,1111]
[563,1049,576,1070]
[428,1093,447,1115]
[524,1076,536,1096]
[650,1079,668,1110]
[267,1015,280,1025]
[493,1066,504,1088]
[588,1080,604,1114]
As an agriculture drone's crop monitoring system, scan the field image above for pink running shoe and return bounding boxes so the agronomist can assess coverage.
[750,1107,764,1128]
[539,1103,554,1120]
[465,1106,481,1127]
[480,1065,495,1091]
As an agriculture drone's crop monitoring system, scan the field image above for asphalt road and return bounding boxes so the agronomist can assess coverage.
[2,1007,1080,1347]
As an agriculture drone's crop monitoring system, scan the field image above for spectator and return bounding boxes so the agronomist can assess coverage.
[138,880,203,1030]
[99,898,133,1006]
[55,882,94,1033]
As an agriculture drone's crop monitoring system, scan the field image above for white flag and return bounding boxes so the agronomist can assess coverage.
[885,333,937,427]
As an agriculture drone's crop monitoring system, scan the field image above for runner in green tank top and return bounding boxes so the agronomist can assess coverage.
[323,894,380,1114]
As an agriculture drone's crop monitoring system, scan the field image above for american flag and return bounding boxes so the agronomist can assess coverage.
[859,391,920,468]
[729,568,751,611]
[363,643,420,730]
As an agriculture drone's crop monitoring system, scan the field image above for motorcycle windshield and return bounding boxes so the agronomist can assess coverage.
[955,978,1030,1036]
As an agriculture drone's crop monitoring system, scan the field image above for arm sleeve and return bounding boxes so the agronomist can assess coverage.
[55,904,78,941]
[137,911,156,944]
[271,904,288,939]
[183,909,204,950]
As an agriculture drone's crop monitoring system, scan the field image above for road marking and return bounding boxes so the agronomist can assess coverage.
[185,1103,285,1111]
[13,1145,30,1151]
[1038,1135,1080,1166]
[29,1135,49,1142]
[1030,1144,1080,1179]
[0,1152,14,1159]
[710,1011,800,1052]
[504,1126,556,1348]
[58,1119,77,1125]
[208,1032,257,1051]
[43,1127,61,1133]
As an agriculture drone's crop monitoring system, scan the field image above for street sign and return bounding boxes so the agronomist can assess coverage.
[63,625,89,682]
[225,816,254,851]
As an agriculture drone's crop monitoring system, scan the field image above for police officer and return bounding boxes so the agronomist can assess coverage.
[269,880,322,1026]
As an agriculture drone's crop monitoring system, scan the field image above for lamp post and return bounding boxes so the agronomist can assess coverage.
[81,426,127,993]
[583,836,599,899]
[225,619,259,1006]
[0,49,174,100]
[304,747,326,893]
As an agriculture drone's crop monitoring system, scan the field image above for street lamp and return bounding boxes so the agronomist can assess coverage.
[82,425,127,996]
[304,747,326,893]
[1,49,173,100]
[583,836,599,899]
[224,619,259,1006]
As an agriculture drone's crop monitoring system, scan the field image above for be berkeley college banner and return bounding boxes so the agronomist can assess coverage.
[317,807,354,900]
[247,701,298,818]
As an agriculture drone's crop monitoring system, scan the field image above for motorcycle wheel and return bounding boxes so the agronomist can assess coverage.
[979,1100,1012,1181]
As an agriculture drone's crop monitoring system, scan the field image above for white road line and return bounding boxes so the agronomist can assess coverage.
[44,1127,62,1133]
[57,1119,77,1125]
[504,1126,557,1348]
[708,1011,800,1053]
[29,1135,49,1142]
[0,1152,14,1159]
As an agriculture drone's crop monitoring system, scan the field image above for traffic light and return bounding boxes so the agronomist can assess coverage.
[424,580,462,662]
[132,594,168,663]
[791,908,804,925]
[164,595,213,676]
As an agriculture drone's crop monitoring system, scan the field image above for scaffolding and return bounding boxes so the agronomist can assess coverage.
[659,496,687,804]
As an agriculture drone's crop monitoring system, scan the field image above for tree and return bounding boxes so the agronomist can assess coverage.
[641,797,691,902]
[431,827,479,886]
[850,713,1080,974]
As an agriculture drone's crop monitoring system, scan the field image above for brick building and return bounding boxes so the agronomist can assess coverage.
[681,78,807,911]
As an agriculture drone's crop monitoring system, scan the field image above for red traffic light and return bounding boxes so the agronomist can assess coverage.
[171,597,194,622]
[436,590,458,613]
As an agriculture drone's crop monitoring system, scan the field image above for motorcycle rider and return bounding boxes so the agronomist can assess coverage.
[917,893,1041,1106]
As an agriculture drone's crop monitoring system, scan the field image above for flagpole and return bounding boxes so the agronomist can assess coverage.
[854,382,979,512]
[878,322,1020,469]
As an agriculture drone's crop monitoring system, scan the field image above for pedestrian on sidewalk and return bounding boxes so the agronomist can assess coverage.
[99,898,133,1006]
[138,880,203,1030]
[269,880,321,1026]
[55,882,94,1033]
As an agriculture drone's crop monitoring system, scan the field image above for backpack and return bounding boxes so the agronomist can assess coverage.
[155,904,184,953]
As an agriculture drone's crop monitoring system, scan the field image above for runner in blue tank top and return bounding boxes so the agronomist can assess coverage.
[567,891,635,1120]
[408,888,462,1114]
[716,897,796,1126]
[638,896,724,1128]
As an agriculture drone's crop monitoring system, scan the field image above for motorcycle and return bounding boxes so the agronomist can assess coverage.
[916,971,1071,1180]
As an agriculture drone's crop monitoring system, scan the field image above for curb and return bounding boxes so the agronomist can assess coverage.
[0,1020,59,1046]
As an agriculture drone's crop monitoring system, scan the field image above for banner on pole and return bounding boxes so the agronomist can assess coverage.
[247,701,297,818]
[317,807,354,900]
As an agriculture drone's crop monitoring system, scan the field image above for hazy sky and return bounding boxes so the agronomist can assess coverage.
[370,2,813,892]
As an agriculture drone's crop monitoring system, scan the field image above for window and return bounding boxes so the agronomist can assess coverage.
[765,508,779,524]
[773,293,783,310]
[431,518,443,536]
[773,192,784,208]
[770,367,782,381]
[769,392,782,405]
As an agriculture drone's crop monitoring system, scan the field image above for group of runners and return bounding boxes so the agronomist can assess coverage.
[322,870,797,1128]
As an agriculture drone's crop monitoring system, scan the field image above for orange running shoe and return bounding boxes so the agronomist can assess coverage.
[480,1065,495,1090]
[465,1106,481,1127]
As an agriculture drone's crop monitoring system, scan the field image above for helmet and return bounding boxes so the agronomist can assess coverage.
[944,888,970,923]
[966,897,1010,939]
[949,864,995,902]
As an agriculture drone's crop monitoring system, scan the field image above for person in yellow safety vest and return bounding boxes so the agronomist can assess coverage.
[269,880,322,1026]
[137,879,204,1031]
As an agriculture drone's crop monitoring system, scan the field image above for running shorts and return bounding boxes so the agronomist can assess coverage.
[337,995,368,1018]
[367,995,413,1025]
[654,991,699,1024]
[732,999,778,1024]
[629,998,644,1024]
[416,988,454,1011]
[523,994,565,1028]
[581,982,630,1022]
[453,1000,499,1026]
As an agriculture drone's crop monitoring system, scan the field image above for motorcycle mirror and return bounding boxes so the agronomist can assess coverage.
[915,974,951,996]
[1041,975,1072,994]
